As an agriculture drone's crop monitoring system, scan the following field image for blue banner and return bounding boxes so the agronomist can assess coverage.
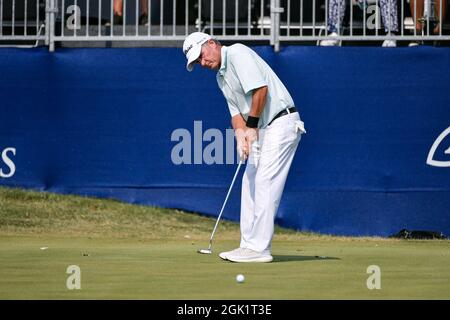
[1,46,449,236]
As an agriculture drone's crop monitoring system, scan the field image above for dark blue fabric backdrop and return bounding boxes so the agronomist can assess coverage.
[1,46,449,236]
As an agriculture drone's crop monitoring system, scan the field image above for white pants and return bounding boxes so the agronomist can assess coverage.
[240,111,305,254]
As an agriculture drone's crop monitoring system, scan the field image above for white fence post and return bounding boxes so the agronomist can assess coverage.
[271,0,283,52]
[47,0,57,51]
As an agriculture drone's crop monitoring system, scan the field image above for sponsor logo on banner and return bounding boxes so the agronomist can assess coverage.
[0,147,16,178]
[170,121,283,165]
[427,127,450,167]
[171,121,237,165]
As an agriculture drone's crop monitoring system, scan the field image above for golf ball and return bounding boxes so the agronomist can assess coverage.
[236,274,245,283]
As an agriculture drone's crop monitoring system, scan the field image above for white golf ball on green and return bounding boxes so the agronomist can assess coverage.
[236,274,245,283]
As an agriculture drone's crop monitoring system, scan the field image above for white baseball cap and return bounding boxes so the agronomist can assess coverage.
[183,32,212,71]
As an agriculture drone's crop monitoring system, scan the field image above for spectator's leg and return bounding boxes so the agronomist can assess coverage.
[410,0,424,33]
[433,0,448,34]
[114,0,123,16]
[139,0,149,25]
[380,0,398,34]
[327,0,347,33]
[140,0,148,15]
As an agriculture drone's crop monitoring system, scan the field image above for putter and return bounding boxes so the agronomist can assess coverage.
[198,160,244,254]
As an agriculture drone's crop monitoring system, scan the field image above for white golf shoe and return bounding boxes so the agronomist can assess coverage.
[226,248,273,263]
[382,39,397,47]
[219,247,243,260]
[319,32,340,46]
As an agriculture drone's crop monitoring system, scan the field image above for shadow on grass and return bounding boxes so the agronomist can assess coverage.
[272,255,341,263]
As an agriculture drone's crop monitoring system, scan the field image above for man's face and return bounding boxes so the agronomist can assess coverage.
[196,40,221,70]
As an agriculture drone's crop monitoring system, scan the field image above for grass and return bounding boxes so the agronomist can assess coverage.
[1,186,450,299]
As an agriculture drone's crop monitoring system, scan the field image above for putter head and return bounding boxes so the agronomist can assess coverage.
[198,248,212,254]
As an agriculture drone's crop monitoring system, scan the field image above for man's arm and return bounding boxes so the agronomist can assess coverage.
[230,85,268,130]
[243,85,268,156]
[231,114,247,131]
[231,114,248,160]
[248,85,268,118]
[231,86,268,159]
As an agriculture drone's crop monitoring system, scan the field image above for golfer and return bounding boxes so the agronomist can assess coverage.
[183,32,306,263]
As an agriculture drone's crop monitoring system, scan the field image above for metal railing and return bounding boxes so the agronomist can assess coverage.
[0,0,449,51]
[0,0,46,47]
[279,0,450,45]
[48,0,274,51]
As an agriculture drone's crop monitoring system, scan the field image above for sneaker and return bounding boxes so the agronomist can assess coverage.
[139,13,149,26]
[382,39,397,47]
[219,247,243,260]
[408,41,420,47]
[320,32,339,46]
[105,14,123,27]
[226,248,273,263]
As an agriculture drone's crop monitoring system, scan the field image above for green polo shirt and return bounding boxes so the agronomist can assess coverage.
[216,44,296,129]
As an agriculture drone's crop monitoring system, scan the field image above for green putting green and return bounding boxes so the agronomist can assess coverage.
[1,187,450,299]
[1,236,450,299]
